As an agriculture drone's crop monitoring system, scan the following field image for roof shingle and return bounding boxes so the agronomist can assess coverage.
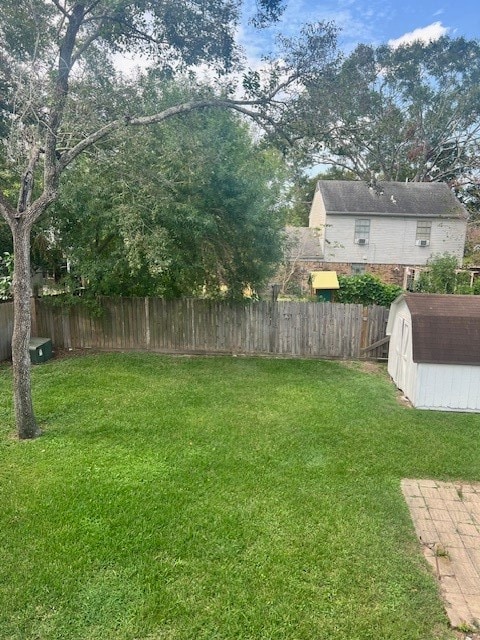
[403,294,480,365]
[317,181,467,218]
[284,226,323,260]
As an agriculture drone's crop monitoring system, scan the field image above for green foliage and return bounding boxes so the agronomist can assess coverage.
[0,252,13,300]
[41,288,105,317]
[336,273,402,307]
[0,0,340,438]
[283,167,357,226]
[48,88,286,299]
[288,36,480,188]
[413,253,477,294]
[0,220,12,256]
[282,173,319,226]
[0,0,285,80]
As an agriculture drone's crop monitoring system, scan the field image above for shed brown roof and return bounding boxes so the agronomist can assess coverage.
[404,294,480,365]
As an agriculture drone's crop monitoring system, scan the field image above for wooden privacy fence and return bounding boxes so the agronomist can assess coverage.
[0,302,14,361]
[27,297,389,360]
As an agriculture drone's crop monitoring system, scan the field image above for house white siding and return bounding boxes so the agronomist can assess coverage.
[324,215,466,265]
[308,189,327,254]
[415,364,480,412]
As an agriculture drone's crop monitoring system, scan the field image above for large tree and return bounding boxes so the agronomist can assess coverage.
[284,36,480,187]
[48,93,286,298]
[0,1,338,438]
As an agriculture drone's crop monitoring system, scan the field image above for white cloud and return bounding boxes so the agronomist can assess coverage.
[388,21,448,48]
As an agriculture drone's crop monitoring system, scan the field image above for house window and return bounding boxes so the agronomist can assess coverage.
[351,263,366,275]
[354,219,370,245]
[416,220,431,246]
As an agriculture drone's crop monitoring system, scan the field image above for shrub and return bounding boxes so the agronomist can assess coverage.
[414,253,479,295]
[336,273,402,306]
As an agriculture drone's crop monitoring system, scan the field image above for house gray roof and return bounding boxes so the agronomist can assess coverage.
[316,180,467,219]
[284,226,323,260]
[400,293,480,365]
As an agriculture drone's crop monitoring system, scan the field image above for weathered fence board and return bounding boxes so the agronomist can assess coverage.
[17,297,390,361]
[0,302,13,361]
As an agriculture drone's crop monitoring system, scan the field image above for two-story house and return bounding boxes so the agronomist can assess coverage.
[285,180,468,289]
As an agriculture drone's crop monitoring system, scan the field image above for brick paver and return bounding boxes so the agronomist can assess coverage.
[402,479,480,632]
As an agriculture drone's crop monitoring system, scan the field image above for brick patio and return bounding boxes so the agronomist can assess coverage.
[402,479,480,632]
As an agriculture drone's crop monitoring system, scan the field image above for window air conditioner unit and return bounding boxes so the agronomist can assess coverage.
[357,238,367,245]
[416,239,429,247]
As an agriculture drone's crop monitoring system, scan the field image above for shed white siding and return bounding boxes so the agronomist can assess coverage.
[387,294,480,412]
[323,215,466,265]
[387,299,418,404]
[415,364,480,412]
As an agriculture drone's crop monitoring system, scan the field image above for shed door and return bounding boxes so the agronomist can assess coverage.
[396,318,410,391]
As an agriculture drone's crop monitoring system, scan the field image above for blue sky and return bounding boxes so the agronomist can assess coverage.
[240,0,480,62]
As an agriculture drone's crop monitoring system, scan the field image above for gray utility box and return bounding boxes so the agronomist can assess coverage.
[29,338,53,364]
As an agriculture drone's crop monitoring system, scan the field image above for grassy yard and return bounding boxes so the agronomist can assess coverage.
[0,353,479,640]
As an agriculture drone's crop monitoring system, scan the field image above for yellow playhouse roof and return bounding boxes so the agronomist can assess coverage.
[309,271,340,290]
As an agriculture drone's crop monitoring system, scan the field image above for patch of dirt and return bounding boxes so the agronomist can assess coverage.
[52,347,104,359]
[340,359,387,375]
[396,391,413,408]
[453,631,480,640]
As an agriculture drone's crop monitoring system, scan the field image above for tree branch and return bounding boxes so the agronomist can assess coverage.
[17,145,41,214]
[58,95,293,171]
[71,15,108,64]
[0,191,17,227]
[49,0,70,18]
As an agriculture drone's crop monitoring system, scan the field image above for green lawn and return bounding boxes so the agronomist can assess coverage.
[1,353,479,640]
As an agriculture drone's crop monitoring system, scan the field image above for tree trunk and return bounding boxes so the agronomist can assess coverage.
[11,218,40,439]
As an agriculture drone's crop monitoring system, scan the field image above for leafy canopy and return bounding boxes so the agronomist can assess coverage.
[282,36,480,190]
[47,84,286,299]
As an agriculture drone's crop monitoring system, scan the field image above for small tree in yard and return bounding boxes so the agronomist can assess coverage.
[0,0,339,438]
[414,253,476,294]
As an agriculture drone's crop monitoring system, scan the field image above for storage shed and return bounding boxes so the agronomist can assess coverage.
[387,293,480,411]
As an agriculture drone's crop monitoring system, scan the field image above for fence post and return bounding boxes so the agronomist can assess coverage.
[62,308,72,349]
[268,285,281,354]
[269,301,278,354]
[30,297,38,338]
[144,297,151,350]
[360,306,369,357]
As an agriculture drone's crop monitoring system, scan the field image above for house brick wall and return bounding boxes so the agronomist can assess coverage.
[320,262,405,286]
[276,260,408,295]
